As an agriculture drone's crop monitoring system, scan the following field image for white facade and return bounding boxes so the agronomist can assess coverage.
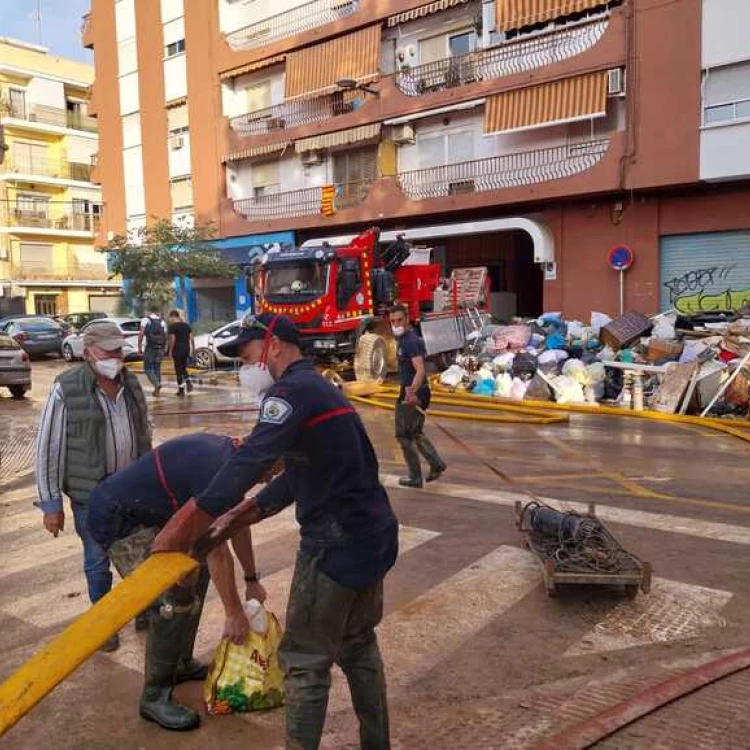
[163,55,188,102]
[115,0,137,42]
[702,0,750,68]
[123,146,146,217]
[168,136,192,178]
[160,0,184,24]
[221,66,285,119]
[219,0,314,36]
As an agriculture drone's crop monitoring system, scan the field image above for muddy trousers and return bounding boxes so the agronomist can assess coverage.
[279,551,390,750]
[395,401,445,482]
[109,527,209,692]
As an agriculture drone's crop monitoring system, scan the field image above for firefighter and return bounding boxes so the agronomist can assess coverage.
[86,433,269,731]
[389,304,447,488]
[151,313,398,750]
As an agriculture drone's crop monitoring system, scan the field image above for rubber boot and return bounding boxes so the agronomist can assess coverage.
[139,592,201,731]
[175,566,209,684]
[397,437,423,488]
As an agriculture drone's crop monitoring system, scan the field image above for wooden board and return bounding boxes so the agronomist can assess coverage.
[651,362,699,414]
[0,552,198,738]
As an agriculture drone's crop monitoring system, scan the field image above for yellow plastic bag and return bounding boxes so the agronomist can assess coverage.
[204,608,285,715]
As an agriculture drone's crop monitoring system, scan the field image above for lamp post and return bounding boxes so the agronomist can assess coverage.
[335,78,380,98]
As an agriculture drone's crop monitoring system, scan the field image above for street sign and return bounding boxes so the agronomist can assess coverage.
[608,245,634,272]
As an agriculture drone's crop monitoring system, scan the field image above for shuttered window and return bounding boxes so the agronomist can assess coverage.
[167,104,189,134]
[252,161,280,196]
[20,243,53,268]
[12,141,47,172]
[245,81,272,113]
[333,146,378,185]
[419,35,446,65]
[170,177,193,209]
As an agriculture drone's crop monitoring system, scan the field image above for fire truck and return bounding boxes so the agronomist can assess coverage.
[251,227,489,380]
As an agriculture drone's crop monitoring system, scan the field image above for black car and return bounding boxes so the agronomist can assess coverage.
[0,317,63,358]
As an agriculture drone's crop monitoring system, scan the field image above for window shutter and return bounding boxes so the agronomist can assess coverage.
[419,35,446,65]
[20,243,53,267]
[167,104,189,132]
[252,160,280,188]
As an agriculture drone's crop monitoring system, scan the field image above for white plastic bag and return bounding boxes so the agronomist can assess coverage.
[562,358,588,384]
[494,372,513,398]
[591,312,612,336]
[551,375,586,404]
[440,365,465,388]
[652,313,677,341]
[509,377,528,401]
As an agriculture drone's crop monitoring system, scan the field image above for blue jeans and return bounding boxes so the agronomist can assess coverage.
[72,503,113,605]
[143,349,163,390]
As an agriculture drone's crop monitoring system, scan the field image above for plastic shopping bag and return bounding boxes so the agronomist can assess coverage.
[204,607,285,715]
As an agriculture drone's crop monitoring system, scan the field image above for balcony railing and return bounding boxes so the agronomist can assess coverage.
[397,139,610,200]
[233,178,373,221]
[225,0,358,51]
[1,154,93,181]
[396,18,608,96]
[230,90,364,136]
[0,201,103,233]
[14,263,110,282]
[0,100,97,133]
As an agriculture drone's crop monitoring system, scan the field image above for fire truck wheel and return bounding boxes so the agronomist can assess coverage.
[354,333,388,382]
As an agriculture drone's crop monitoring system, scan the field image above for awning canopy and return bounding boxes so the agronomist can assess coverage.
[496,0,608,32]
[165,96,187,109]
[222,142,292,164]
[285,25,380,101]
[484,71,608,134]
[295,123,381,153]
[219,55,286,81]
[387,0,470,27]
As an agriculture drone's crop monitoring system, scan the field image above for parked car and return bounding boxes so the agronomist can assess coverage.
[62,311,109,333]
[0,317,64,358]
[62,317,141,362]
[193,320,242,369]
[0,333,31,398]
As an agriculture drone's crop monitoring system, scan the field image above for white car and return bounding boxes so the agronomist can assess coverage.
[62,317,142,362]
[193,319,242,369]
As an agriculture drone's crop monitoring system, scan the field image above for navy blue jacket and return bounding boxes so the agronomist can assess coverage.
[197,358,398,590]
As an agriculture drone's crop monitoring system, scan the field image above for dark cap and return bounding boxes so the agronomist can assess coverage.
[217,313,301,358]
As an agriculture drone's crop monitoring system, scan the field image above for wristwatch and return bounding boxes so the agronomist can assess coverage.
[244,572,259,583]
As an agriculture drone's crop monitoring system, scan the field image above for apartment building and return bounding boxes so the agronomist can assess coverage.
[84,0,750,322]
[0,38,116,318]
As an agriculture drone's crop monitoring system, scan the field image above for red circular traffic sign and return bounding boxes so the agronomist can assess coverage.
[608,245,634,271]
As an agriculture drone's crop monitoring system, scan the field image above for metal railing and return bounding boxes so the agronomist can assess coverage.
[230,90,365,136]
[225,0,358,51]
[397,139,610,199]
[0,201,103,233]
[14,263,110,281]
[396,18,608,96]
[0,100,97,132]
[0,154,93,181]
[233,178,373,221]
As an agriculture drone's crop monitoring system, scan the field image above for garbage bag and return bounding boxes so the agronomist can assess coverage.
[562,358,588,385]
[205,608,285,715]
[538,349,569,368]
[511,352,538,381]
[596,345,616,362]
[680,340,709,364]
[490,325,532,352]
[567,321,586,340]
[591,312,613,336]
[494,372,513,398]
[509,377,528,401]
[472,377,496,397]
[524,375,553,402]
[492,352,516,372]
[440,365,466,388]
[652,314,677,341]
[550,375,586,404]
[545,331,567,350]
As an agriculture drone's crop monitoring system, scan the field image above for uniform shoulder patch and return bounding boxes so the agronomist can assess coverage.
[260,397,293,425]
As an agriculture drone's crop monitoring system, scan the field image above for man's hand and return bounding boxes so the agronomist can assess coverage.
[404,387,418,407]
[223,608,251,645]
[44,511,65,537]
[245,579,267,604]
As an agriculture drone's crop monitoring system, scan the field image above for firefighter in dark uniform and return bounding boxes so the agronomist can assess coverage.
[152,313,398,750]
[389,304,447,488]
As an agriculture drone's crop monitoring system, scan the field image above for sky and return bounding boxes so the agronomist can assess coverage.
[0,0,93,63]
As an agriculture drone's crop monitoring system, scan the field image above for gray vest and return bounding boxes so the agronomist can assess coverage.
[56,364,152,505]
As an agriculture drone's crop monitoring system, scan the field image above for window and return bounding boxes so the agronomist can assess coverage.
[244,81,271,114]
[11,141,47,173]
[165,38,186,57]
[20,243,53,269]
[448,31,475,57]
[419,35,446,66]
[118,37,138,76]
[170,176,193,209]
[703,61,750,126]
[167,103,189,135]
[34,295,58,316]
[418,129,475,168]
[419,30,476,66]
[252,161,280,197]
[9,88,26,119]
[122,112,142,148]
[16,194,49,216]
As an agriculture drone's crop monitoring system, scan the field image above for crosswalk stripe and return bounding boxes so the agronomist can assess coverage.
[381,473,750,547]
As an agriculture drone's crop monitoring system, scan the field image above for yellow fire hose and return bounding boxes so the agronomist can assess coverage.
[0,553,197,739]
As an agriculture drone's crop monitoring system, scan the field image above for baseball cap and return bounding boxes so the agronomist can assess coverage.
[218,313,300,358]
[83,320,124,352]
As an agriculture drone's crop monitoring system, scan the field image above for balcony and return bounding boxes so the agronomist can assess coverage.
[396,18,609,97]
[225,0,358,51]
[81,12,93,49]
[397,139,610,200]
[230,91,364,136]
[233,178,374,221]
[13,263,110,282]
[1,154,93,182]
[0,100,97,133]
[0,201,103,235]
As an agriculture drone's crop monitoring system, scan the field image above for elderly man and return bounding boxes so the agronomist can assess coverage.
[35,320,151,651]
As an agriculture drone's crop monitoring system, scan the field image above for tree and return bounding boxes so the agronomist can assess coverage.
[101,219,238,312]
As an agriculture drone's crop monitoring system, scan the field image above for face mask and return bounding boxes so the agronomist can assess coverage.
[239,364,275,400]
[94,358,123,380]
[392,326,405,337]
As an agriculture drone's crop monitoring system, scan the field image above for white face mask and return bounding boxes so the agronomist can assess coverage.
[392,326,406,337]
[94,358,123,380]
[239,363,275,400]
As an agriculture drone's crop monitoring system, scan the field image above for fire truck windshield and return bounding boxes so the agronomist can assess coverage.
[265,262,328,299]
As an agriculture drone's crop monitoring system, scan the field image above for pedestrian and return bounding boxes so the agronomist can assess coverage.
[139,303,167,397]
[35,320,152,652]
[87,433,268,731]
[389,304,447,488]
[167,309,194,396]
[152,313,397,750]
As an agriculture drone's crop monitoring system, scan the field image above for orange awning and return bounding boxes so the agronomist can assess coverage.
[484,71,608,134]
[496,0,607,32]
[219,55,286,81]
[285,25,380,101]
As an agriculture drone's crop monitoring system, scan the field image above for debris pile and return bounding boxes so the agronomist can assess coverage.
[438,309,750,418]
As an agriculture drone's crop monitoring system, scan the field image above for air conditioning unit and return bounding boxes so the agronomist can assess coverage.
[392,123,415,145]
[300,149,323,166]
[607,68,625,96]
[170,136,185,150]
